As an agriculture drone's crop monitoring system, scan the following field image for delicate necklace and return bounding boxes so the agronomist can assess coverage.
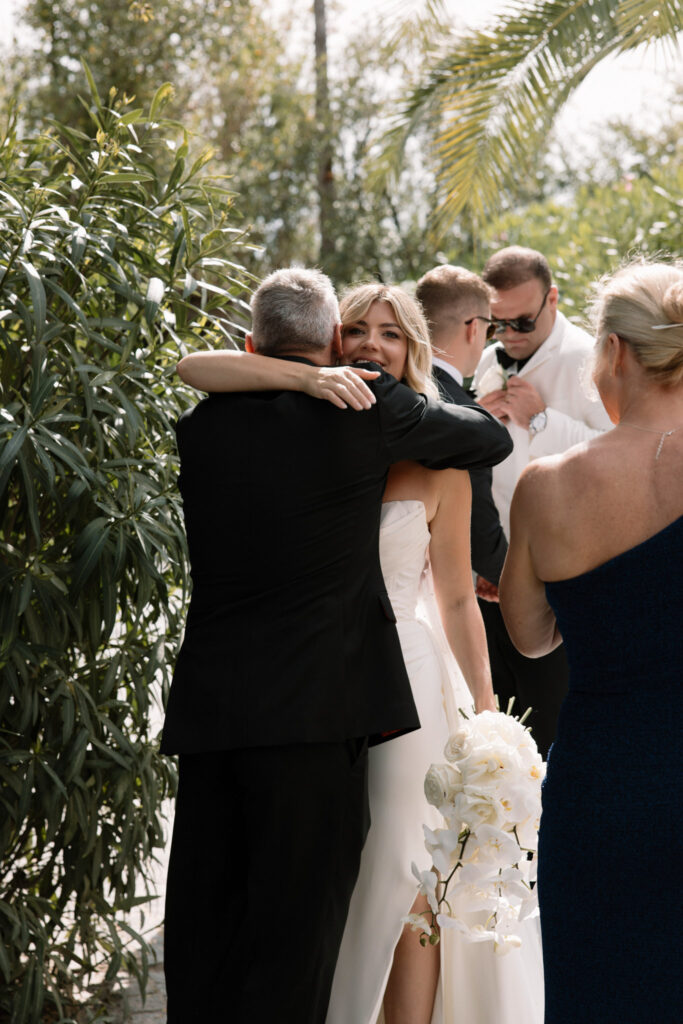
[620,421,683,460]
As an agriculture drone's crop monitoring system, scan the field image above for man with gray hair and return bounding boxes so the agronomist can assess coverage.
[161,267,512,1022]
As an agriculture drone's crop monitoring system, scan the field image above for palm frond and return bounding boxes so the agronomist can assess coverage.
[381,0,683,236]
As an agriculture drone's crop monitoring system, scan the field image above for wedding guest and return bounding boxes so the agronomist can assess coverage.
[162,268,511,1023]
[500,257,683,1022]
[415,264,508,589]
[473,247,612,756]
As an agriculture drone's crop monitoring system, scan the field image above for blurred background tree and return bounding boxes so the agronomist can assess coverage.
[7,0,448,287]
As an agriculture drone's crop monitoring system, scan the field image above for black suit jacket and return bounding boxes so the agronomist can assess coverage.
[160,363,512,754]
[433,365,508,585]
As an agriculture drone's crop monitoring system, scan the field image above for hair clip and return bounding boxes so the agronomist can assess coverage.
[651,323,680,330]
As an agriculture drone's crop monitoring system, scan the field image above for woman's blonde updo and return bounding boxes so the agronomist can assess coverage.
[339,283,439,399]
[589,258,683,387]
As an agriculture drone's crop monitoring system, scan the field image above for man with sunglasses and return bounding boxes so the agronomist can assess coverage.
[473,246,611,757]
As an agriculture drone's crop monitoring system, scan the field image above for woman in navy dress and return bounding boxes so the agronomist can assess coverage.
[499,258,683,1023]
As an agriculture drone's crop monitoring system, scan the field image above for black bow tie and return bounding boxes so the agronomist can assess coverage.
[496,347,531,372]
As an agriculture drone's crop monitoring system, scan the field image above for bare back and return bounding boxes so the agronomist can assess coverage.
[383,462,495,712]
[524,429,683,582]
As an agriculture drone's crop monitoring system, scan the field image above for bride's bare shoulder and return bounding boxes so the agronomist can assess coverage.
[385,461,467,519]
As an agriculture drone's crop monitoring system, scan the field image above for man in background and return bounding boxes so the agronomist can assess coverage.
[416,264,508,589]
[473,246,611,756]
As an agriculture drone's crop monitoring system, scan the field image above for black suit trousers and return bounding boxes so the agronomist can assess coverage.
[478,599,569,759]
[164,740,370,1023]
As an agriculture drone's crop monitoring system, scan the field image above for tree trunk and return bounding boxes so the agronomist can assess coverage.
[313,0,336,268]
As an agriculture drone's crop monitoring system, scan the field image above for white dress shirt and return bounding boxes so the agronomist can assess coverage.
[473,312,612,538]
[432,356,464,388]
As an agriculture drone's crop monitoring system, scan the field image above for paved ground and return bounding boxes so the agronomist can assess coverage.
[109,793,171,1022]
[118,929,166,1023]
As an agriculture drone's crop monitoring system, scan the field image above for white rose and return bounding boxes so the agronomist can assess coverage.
[443,724,472,764]
[475,363,507,398]
[424,762,463,809]
[449,788,503,832]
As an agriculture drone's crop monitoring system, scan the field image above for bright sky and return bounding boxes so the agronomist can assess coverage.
[1,0,680,141]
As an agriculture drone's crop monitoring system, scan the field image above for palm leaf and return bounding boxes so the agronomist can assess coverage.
[383,0,683,235]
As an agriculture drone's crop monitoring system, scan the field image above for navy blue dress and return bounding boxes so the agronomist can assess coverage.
[539,515,683,1023]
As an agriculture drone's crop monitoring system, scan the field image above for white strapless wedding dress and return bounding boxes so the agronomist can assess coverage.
[325,500,544,1024]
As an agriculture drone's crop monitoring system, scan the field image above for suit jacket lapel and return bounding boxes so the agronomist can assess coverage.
[518,315,564,378]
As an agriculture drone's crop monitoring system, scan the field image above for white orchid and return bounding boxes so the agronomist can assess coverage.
[463,824,523,868]
[414,710,543,951]
[402,913,433,936]
[423,825,463,876]
[411,863,440,915]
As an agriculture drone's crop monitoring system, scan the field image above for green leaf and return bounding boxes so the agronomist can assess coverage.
[37,758,68,799]
[0,423,29,495]
[19,261,47,342]
[80,57,103,110]
[71,225,88,265]
[149,82,175,120]
[99,171,156,185]
[188,148,215,180]
[71,517,112,594]
[118,108,145,126]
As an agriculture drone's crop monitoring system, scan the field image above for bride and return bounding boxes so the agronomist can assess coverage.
[177,282,543,1024]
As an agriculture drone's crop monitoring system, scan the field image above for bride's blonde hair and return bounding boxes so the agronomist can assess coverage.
[339,283,439,399]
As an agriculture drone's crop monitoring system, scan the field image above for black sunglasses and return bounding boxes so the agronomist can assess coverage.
[464,316,497,340]
[492,288,551,335]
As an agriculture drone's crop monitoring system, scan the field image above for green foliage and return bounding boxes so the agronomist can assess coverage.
[192,6,439,286]
[384,0,683,234]
[0,70,252,1022]
[477,116,683,313]
[17,0,254,134]
[8,0,449,286]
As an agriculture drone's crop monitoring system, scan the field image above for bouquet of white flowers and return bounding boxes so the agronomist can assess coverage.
[405,709,545,955]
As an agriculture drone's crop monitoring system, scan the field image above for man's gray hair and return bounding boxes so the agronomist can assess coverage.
[250,268,340,355]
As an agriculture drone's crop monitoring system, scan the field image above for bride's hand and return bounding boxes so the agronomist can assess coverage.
[302,365,380,410]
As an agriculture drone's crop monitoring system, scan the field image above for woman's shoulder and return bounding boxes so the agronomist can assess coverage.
[521,433,613,488]
[513,439,615,542]
[385,460,440,497]
[385,462,467,518]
